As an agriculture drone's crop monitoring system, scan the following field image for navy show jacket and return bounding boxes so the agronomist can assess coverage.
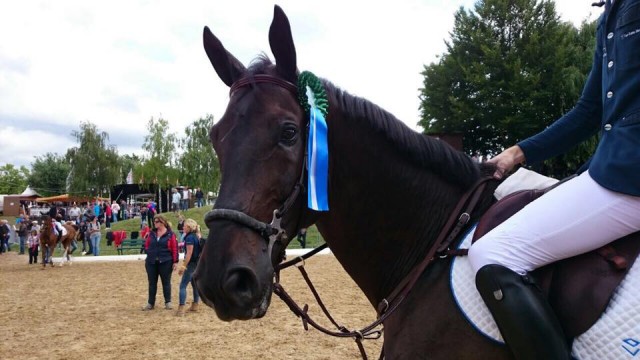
[518,0,640,196]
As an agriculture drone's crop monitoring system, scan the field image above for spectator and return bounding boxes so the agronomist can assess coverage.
[93,202,101,223]
[69,203,81,224]
[181,187,190,211]
[79,220,89,255]
[176,218,202,316]
[17,216,29,255]
[120,200,128,220]
[104,202,112,228]
[27,229,39,264]
[88,216,101,256]
[58,205,66,221]
[147,201,157,228]
[0,220,10,253]
[140,205,148,228]
[111,201,120,223]
[195,188,204,208]
[171,189,181,214]
[31,220,41,233]
[142,215,178,311]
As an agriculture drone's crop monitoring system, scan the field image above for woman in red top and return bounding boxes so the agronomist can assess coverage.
[142,215,178,311]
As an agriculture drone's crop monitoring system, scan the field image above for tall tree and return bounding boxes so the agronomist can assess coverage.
[28,153,70,196]
[139,117,178,188]
[66,121,120,196]
[118,153,143,184]
[0,164,30,194]
[178,114,221,195]
[419,0,597,177]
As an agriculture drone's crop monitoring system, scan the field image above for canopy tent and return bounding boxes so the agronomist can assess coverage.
[35,194,109,204]
[20,186,41,198]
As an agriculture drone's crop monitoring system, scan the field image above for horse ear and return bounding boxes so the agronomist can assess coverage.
[269,5,297,83]
[203,26,246,87]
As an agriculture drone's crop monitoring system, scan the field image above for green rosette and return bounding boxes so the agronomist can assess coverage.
[297,71,329,118]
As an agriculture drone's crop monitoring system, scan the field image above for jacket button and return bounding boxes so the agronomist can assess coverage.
[604,124,612,131]
[608,61,614,68]
[607,32,614,39]
[607,91,613,98]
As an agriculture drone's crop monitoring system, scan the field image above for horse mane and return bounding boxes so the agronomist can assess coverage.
[247,56,491,188]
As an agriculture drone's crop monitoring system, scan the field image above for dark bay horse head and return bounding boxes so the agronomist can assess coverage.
[194,6,309,321]
[194,5,497,326]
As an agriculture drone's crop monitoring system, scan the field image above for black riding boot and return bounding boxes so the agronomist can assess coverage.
[475,264,570,360]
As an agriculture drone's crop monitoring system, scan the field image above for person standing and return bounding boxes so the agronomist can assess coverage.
[0,220,10,253]
[111,201,120,223]
[171,189,181,214]
[146,201,157,228]
[195,188,204,208]
[142,215,178,311]
[27,229,39,264]
[468,2,640,358]
[17,216,29,255]
[140,205,147,228]
[181,187,190,211]
[88,216,101,256]
[176,219,202,316]
[104,203,112,228]
[93,201,101,224]
[68,203,81,224]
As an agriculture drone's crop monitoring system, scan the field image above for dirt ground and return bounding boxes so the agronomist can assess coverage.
[0,252,383,360]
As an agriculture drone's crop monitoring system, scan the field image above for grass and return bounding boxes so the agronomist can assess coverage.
[1,208,325,257]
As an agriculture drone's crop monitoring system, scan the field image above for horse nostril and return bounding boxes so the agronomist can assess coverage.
[223,267,259,306]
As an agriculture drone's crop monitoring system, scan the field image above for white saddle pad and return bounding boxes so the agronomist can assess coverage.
[450,226,640,359]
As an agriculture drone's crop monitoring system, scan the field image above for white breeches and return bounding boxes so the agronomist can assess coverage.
[468,171,640,275]
[54,222,67,236]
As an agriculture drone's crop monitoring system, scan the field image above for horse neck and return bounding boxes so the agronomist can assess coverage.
[315,109,472,307]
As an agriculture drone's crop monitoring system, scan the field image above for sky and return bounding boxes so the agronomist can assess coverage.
[0,0,600,169]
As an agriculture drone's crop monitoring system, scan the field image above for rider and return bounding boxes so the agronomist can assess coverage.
[53,214,66,243]
[468,1,640,359]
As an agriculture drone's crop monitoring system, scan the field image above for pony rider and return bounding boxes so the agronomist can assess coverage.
[53,214,67,242]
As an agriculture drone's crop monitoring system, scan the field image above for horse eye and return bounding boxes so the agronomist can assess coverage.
[280,125,298,145]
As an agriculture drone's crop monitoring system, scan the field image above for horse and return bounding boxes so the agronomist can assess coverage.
[40,216,77,268]
[194,6,639,359]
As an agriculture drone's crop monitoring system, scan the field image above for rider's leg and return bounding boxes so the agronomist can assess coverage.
[469,171,640,359]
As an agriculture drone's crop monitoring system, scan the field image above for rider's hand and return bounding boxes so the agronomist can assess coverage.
[486,145,526,179]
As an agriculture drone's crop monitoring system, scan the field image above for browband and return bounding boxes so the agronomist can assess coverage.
[230,74,298,96]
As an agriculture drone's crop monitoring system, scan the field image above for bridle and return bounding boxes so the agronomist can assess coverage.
[204,73,307,265]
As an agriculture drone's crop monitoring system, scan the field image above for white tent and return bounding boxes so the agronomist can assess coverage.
[20,186,40,197]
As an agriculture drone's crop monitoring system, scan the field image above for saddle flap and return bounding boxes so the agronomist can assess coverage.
[469,184,640,337]
[548,232,640,337]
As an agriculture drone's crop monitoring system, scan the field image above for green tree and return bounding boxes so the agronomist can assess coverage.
[139,117,178,188]
[0,164,30,194]
[28,153,70,196]
[66,121,120,196]
[178,114,221,195]
[419,0,597,177]
[118,153,143,184]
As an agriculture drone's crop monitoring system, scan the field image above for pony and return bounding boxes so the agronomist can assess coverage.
[40,216,77,268]
[194,6,639,359]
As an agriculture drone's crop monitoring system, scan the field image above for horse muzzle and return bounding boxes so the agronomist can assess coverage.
[195,261,274,321]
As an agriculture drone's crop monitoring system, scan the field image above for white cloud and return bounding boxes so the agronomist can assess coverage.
[0,0,600,168]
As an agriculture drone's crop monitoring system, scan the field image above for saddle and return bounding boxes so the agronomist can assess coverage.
[472,187,640,337]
